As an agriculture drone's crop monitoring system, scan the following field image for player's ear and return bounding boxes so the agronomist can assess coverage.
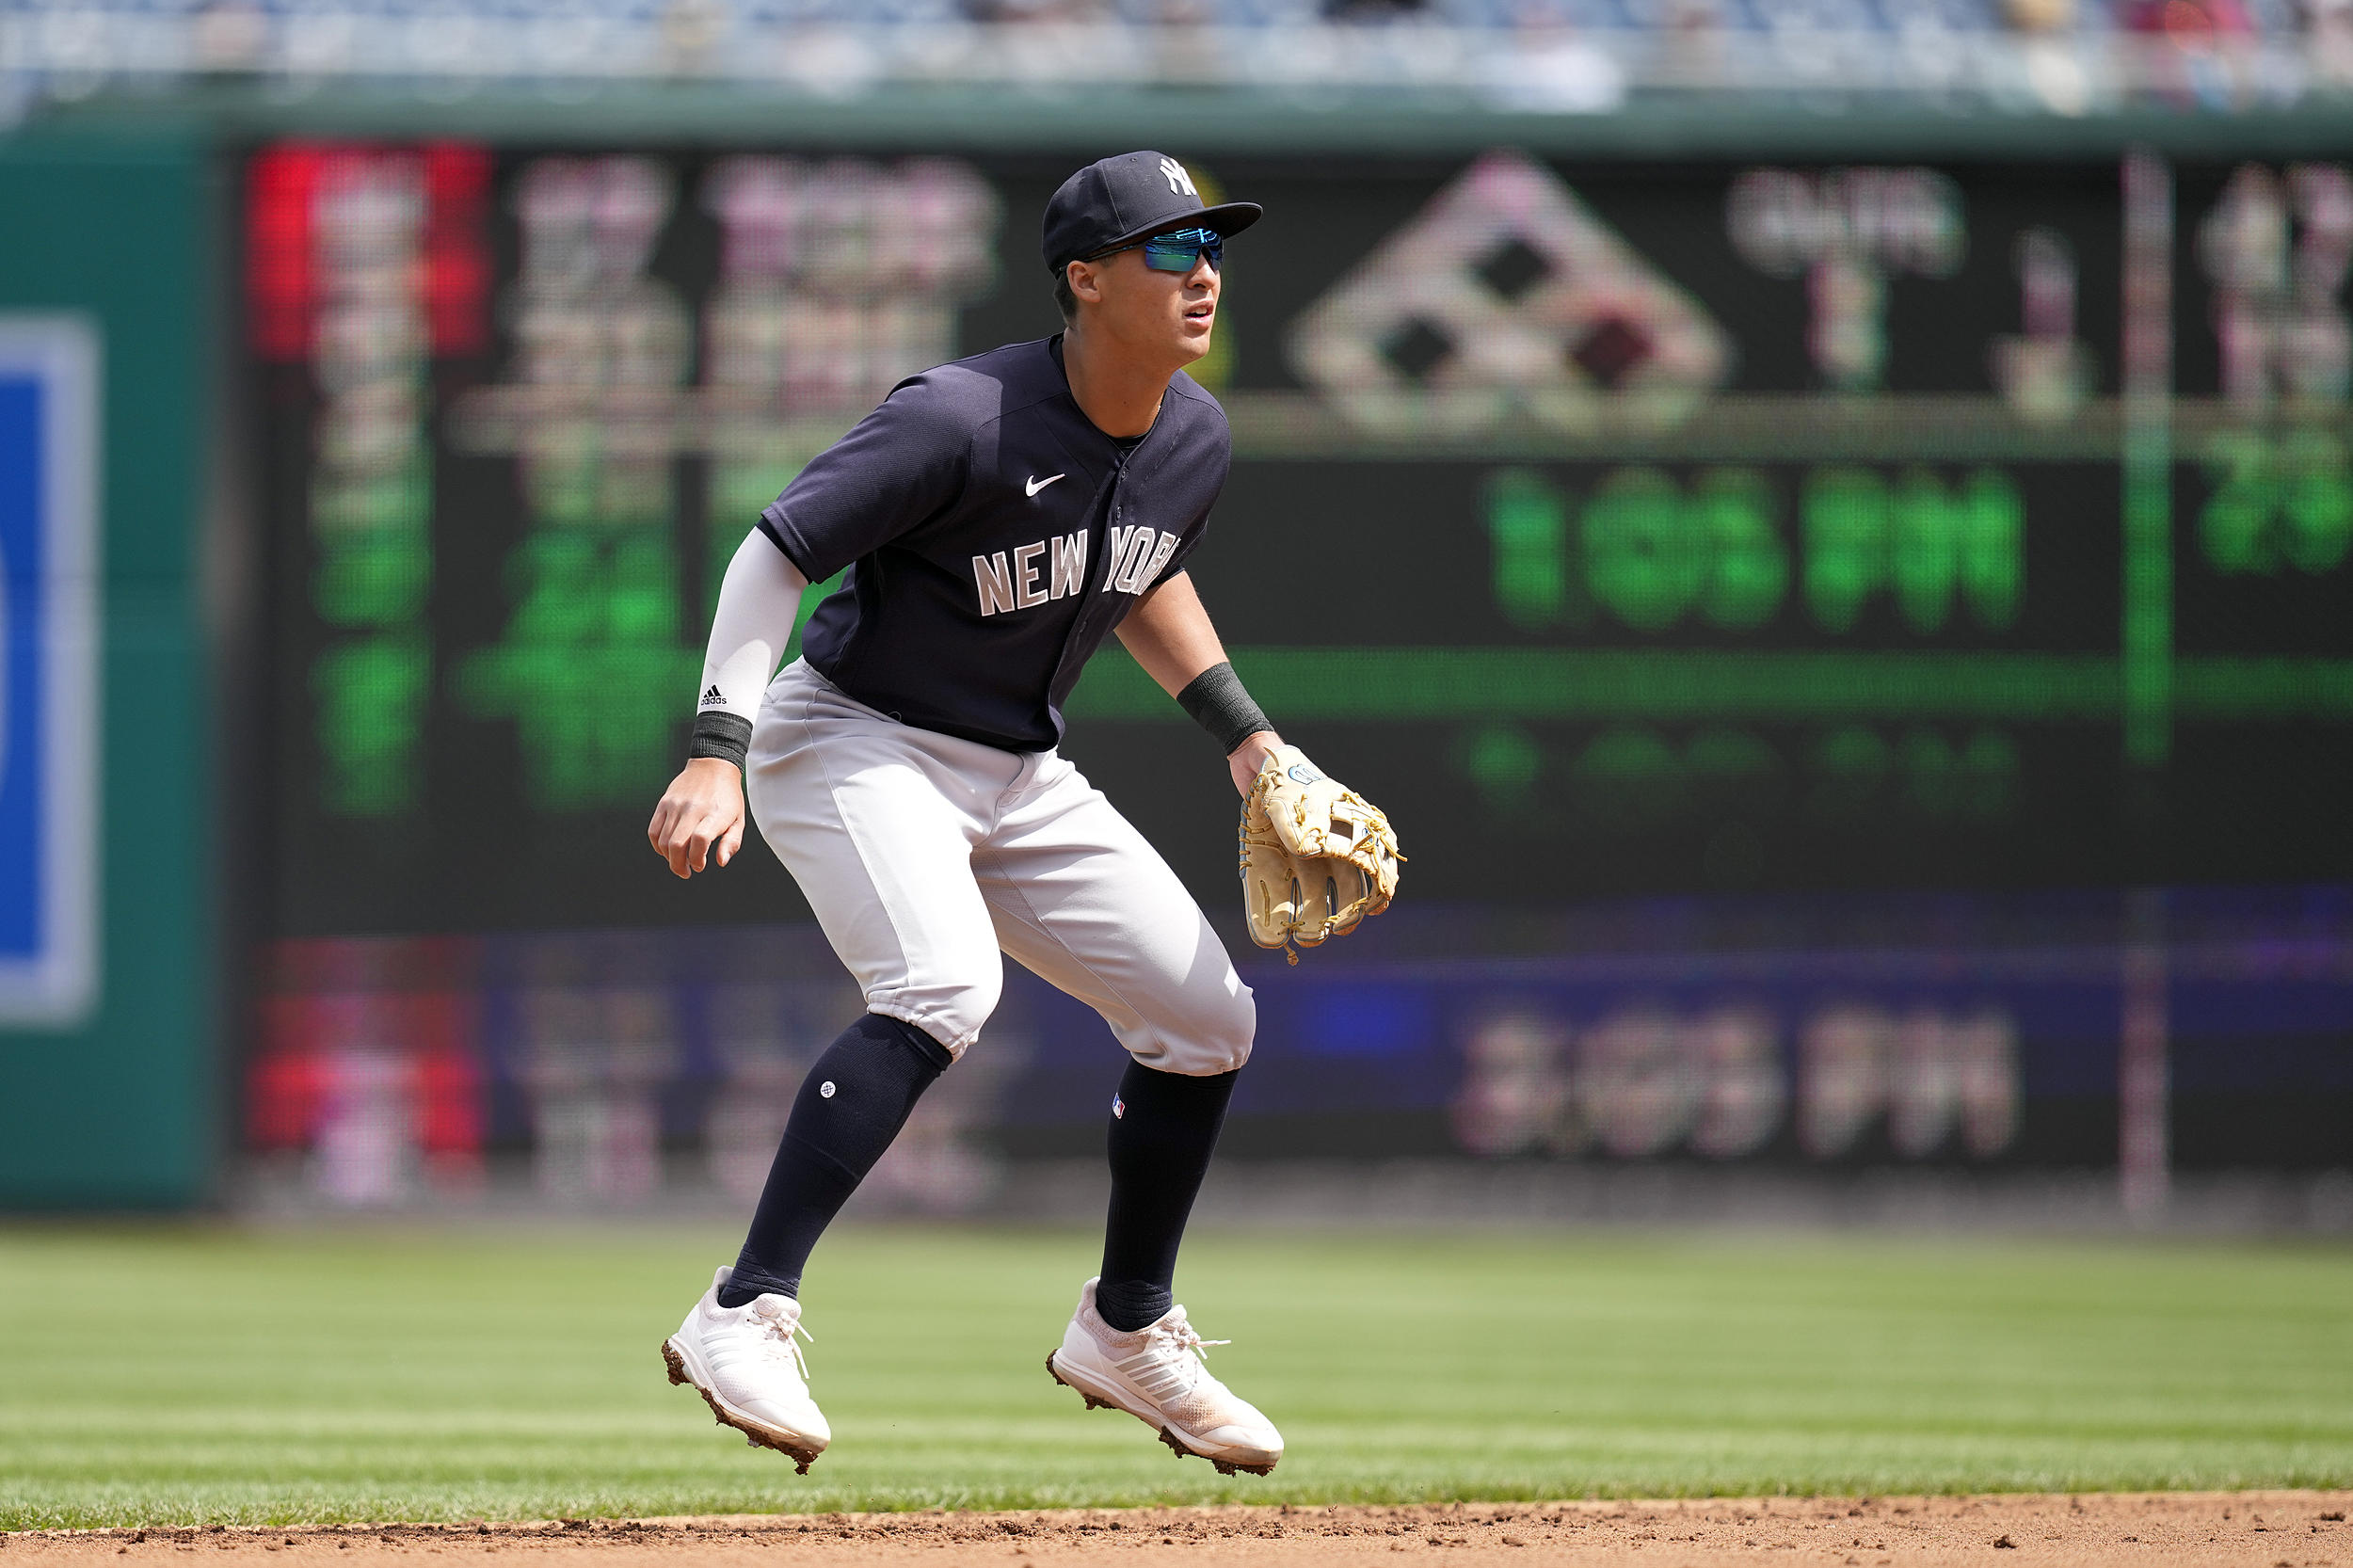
[1066,258,1104,311]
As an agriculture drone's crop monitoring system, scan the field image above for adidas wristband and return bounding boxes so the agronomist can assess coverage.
[688,711,753,769]
[1176,661,1273,757]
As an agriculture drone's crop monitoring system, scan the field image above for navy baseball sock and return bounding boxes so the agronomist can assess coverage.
[1095,1062,1241,1333]
[717,1013,953,1307]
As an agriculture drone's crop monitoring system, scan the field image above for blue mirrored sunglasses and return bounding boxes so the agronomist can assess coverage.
[1090,226,1224,274]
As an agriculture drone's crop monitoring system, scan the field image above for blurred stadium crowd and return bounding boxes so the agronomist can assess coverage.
[5,0,2344,118]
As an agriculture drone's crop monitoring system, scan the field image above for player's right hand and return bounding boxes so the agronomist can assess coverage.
[648,758,746,879]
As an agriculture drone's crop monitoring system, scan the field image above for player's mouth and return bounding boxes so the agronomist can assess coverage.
[1182,303,1215,329]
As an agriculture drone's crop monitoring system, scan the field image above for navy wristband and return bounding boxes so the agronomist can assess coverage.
[1176,662,1273,756]
[688,711,752,769]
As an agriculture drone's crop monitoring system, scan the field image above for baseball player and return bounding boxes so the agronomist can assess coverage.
[645,151,1400,1479]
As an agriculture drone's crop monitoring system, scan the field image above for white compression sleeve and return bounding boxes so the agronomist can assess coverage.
[688,533,810,764]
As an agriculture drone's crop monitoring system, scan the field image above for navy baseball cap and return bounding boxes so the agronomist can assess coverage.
[1042,152,1262,275]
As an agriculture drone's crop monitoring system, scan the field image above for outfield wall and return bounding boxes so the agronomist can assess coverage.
[7,94,2353,1209]
[0,130,218,1207]
[233,888,2353,1215]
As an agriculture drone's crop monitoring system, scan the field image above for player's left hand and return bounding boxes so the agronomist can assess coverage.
[1239,744,1402,965]
[1227,731,1283,796]
[648,758,746,879]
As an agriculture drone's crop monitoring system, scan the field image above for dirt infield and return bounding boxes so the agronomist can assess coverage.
[7,1495,2348,1568]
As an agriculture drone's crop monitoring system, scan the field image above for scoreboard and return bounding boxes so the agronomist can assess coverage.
[246,144,2353,936]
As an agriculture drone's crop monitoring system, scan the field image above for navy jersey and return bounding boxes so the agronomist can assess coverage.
[757,336,1229,752]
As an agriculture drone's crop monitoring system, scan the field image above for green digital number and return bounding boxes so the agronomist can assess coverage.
[313,633,428,817]
[1804,467,2021,633]
[311,456,431,533]
[1485,469,1575,631]
[1902,727,1963,817]
[1958,470,2023,631]
[1807,724,1892,818]
[487,531,678,646]
[309,451,435,812]
[1959,729,2020,821]
[523,420,672,531]
[1893,469,1960,632]
[1583,467,1700,633]
[314,525,430,628]
[1461,721,1544,815]
[1484,464,2023,643]
[1685,725,1785,805]
[1481,465,1820,636]
[1576,466,1791,633]
[2200,428,2353,575]
[1691,469,1785,631]
[1801,468,1883,633]
[1568,726,1685,827]
[455,527,698,811]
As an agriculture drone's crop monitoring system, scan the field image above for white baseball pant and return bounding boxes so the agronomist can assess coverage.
[744,659,1256,1075]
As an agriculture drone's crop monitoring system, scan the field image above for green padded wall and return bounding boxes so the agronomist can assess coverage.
[0,128,215,1207]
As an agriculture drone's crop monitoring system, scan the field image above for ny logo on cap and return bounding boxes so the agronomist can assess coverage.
[1159,156,1195,198]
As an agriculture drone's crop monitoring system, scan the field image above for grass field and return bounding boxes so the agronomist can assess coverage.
[2,1224,2347,1528]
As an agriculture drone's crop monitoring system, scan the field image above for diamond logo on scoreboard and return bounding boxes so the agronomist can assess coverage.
[1286,150,1730,439]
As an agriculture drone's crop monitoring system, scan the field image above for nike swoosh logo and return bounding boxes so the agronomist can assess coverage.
[1026,473,1065,497]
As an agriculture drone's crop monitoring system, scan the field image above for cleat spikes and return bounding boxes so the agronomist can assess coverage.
[664,1273,828,1471]
[1151,1420,1277,1476]
[1046,1350,1113,1411]
[1147,1424,1270,1474]
[664,1336,825,1472]
[1050,1287,1282,1476]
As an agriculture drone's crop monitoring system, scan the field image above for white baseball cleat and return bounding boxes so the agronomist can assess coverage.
[662,1266,830,1472]
[1046,1276,1283,1476]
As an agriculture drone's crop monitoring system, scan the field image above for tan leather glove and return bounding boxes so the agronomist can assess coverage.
[1238,744,1402,965]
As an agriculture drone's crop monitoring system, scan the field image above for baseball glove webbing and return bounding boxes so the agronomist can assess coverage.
[1238,744,1403,964]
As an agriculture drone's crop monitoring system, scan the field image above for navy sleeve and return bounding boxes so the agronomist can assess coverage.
[758,374,973,583]
[1155,521,1209,585]
[1146,397,1227,587]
